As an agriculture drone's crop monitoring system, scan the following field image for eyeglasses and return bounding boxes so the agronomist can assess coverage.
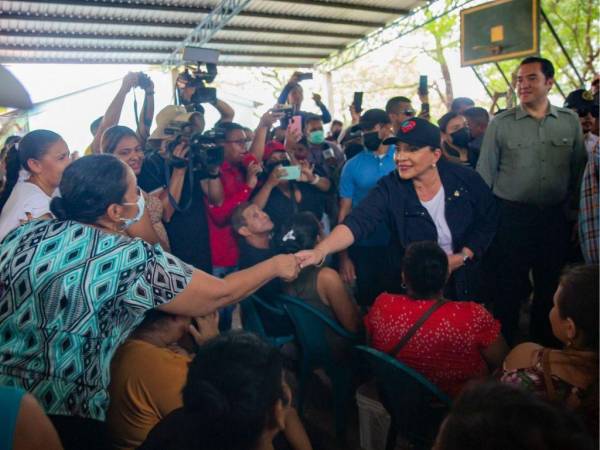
[577,108,599,118]
[225,139,252,145]
[400,109,416,116]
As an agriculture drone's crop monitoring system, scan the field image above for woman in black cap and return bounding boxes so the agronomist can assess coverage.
[297,117,498,301]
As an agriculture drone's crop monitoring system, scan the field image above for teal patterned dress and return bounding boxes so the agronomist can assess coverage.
[0,220,194,421]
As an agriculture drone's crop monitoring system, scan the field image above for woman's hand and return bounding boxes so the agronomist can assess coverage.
[266,165,285,188]
[295,248,326,269]
[273,254,301,282]
[171,141,189,175]
[188,312,220,346]
[298,161,316,183]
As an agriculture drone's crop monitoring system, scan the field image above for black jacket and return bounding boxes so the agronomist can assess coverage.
[344,159,499,299]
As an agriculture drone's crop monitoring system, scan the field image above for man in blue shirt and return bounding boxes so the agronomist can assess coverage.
[338,109,397,307]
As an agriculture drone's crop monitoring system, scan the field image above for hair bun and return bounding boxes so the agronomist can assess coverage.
[50,197,68,220]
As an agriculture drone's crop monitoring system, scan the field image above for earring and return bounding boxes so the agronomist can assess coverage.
[432,163,437,168]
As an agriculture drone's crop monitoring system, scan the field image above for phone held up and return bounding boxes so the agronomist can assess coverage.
[418,75,428,96]
[353,91,363,113]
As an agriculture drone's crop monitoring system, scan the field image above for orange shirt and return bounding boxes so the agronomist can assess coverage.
[107,339,191,450]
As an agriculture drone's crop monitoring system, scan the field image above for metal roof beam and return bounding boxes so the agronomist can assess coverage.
[0,57,312,68]
[0,16,363,40]
[262,0,410,16]
[0,45,326,60]
[0,32,343,51]
[163,0,252,67]
[316,0,475,72]
[9,1,387,28]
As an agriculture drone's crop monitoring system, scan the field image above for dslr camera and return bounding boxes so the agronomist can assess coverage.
[164,121,225,179]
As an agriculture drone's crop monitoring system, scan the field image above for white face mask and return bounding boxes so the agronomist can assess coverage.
[120,188,145,229]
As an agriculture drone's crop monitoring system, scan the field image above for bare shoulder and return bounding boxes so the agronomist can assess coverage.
[318,266,342,283]
[503,342,543,370]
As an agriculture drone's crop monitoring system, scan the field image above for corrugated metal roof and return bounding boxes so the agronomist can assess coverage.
[0,0,427,67]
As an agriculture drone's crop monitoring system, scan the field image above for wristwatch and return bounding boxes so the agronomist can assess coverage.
[462,250,471,264]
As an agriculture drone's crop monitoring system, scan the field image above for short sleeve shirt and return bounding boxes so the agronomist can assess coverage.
[0,182,53,241]
[339,147,395,247]
[0,220,194,420]
[365,294,501,397]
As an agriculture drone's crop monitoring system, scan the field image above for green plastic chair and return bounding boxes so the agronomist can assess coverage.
[239,294,294,347]
[355,345,451,450]
[279,294,362,441]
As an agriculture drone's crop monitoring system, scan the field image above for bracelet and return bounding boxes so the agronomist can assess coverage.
[315,252,326,267]
[310,174,320,185]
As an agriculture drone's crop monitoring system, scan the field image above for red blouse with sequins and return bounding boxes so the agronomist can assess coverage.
[365,294,501,398]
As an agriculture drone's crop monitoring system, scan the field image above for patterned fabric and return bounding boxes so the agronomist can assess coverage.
[579,143,599,264]
[0,220,194,421]
[365,294,501,398]
[499,349,584,403]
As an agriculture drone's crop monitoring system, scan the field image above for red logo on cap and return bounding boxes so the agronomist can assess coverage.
[401,120,417,133]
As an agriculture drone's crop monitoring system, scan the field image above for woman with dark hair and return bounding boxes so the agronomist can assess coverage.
[433,382,594,450]
[296,118,498,301]
[101,125,171,250]
[365,241,508,398]
[0,129,70,240]
[501,264,599,432]
[0,155,300,450]
[275,212,360,334]
[437,112,475,168]
[139,331,312,450]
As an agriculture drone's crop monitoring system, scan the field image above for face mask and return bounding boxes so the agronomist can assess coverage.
[308,130,325,145]
[120,190,145,229]
[363,131,382,151]
[450,127,471,149]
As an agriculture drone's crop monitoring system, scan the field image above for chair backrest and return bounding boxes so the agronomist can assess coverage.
[240,295,294,347]
[239,295,268,338]
[355,345,451,445]
[279,294,360,367]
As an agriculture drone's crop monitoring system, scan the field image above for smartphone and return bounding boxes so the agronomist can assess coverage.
[418,75,428,96]
[353,91,363,113]
[297,72,313,81]
[322,148,335,160]
[280,165,301,180]
[288,115,303,142]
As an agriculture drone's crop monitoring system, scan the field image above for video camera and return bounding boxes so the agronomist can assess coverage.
[164,120,225,179]
[176,47,220,112]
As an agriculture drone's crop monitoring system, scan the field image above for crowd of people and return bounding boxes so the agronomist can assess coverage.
[0,55,597,450]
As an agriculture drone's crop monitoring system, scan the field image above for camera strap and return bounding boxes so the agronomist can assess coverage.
[163,158,194,212]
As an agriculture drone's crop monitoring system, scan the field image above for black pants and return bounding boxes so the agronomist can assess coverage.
[48,415,109,450]
[487,200,568,346]
[349,245,402,308]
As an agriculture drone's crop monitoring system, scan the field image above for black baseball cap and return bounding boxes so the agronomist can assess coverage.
[564,89,594,109]
[383,117,441,149]
[359,108,390,130]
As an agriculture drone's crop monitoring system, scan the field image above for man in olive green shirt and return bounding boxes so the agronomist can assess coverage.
[477,56,586,345]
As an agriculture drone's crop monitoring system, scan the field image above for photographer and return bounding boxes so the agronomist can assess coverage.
[85,72,154,155]
[137,105,224,273]
[277,72,331,128]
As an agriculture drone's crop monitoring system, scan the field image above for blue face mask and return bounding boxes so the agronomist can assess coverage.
[120,189,145,229]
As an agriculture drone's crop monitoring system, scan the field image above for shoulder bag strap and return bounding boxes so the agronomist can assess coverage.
[388,299,448,357]
[541,348,558,401]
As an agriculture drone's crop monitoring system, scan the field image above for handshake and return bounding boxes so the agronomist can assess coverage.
[271,248,325,282]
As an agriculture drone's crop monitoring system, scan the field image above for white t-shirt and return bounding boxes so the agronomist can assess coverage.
[420,185,453,254]
[0,182,53,241]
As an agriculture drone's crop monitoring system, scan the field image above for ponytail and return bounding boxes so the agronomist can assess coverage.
[0,130,63,213]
